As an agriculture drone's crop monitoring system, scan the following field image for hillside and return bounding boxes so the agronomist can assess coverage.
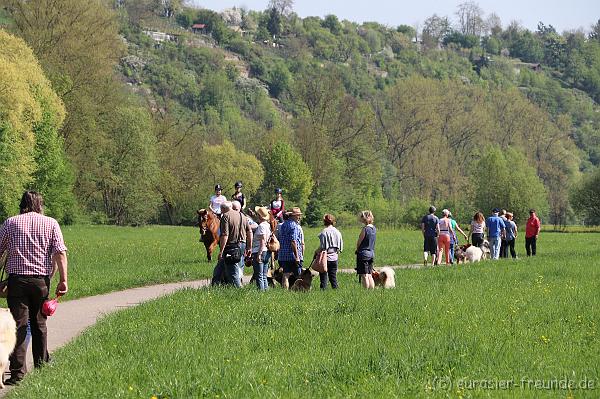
[2,1,600,226]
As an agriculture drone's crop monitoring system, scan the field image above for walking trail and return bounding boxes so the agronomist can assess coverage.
[1,264,423,395]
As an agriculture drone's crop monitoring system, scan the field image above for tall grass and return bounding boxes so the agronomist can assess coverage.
[7,233,600,398]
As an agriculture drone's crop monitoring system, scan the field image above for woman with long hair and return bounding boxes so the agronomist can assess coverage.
[470,211,486,247]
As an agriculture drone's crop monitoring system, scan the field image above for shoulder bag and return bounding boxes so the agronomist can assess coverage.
[310,250,328,273]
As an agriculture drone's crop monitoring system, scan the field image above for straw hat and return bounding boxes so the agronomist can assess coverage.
[255,206,270,221]
[289,207,303,217]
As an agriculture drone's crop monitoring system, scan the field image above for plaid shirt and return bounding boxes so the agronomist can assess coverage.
[0,212,67,276]
[278,220,303,262]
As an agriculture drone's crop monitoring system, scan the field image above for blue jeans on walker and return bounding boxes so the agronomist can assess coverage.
[252,252,270,291]
[489,236,501,260]
[237,242,246,282]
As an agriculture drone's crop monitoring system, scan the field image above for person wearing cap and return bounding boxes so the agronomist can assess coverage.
[209,185,227,217]
[270,188,285,223]
[505,212,518,259]
[486,208,506,260]
[420,206,440,266]
[525,209,541,256]
[277,207,303,288]
[436,209,456,265]
[231,181,246,212]
[251,206,272,291]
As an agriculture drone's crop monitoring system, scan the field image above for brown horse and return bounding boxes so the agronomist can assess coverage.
[197,209,219,261]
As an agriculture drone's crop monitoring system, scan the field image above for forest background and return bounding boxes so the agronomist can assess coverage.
[1,0,600,227]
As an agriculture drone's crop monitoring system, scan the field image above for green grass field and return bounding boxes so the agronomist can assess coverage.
[6,227,600,398]
[59,225,429,299]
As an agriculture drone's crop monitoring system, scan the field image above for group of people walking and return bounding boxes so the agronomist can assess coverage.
[421,206,541,265]
[208,182,378,290]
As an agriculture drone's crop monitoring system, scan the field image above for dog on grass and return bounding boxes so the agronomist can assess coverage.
[372,267,396,288]
[455,244,470,264]
[290,268,317,292]
[0,308,16,389]
[464,240,491,262]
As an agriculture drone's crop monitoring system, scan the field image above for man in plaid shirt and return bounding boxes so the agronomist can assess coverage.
[277,207,304,289]
[0,191,68,386]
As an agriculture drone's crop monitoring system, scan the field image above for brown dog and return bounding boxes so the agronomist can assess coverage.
[455,244,471,264]
[290,268,317,292]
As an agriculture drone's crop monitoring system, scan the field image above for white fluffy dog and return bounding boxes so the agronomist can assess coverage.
[0,308,16,388]
[465,240,491,262]
[373,267,396,288]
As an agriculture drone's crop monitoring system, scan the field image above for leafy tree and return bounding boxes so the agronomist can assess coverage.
[590,19,600,42]
[266,7,282,37]
[510,30,544,63]
[97,106,161,225]
[571,168,600,224]
[258,142,313,209]
[443,31,479,48]
[0,30,73,222]
[397,25,416,39]
[470,146,548,223]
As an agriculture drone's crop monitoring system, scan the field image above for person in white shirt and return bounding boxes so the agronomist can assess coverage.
[209,184,227,216]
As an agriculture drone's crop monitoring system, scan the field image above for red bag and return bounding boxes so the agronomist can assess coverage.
[311,251,328,273]
[42,296,60,317]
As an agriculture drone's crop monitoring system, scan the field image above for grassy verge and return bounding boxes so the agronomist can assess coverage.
[56,224,595,299]
[7,233,600,398]
[57,225,425,299]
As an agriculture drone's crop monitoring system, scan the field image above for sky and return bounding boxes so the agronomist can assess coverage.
[190,0,600,33]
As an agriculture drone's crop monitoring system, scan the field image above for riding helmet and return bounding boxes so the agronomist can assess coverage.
[215,184,222,191]
[275,187,283,194]
[234,181,243,188]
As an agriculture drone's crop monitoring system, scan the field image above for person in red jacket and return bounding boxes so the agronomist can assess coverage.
[525,209,541,256]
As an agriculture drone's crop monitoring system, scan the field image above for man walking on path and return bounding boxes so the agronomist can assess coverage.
[486,208,506,260]
[525,209,541,256]
[421,206,440,266]
[0,191,68,386]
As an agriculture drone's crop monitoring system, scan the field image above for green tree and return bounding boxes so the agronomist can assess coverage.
[97,106,161,225]
[0,30,73,222]
[258,142,313,209]
[470,146,548,223]
[571,168,600,224]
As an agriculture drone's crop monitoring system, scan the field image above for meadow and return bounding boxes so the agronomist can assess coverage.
[58,224,427,299]
[6,227,600,398]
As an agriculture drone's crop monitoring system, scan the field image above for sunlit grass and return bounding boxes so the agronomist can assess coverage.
[7,231,600,398]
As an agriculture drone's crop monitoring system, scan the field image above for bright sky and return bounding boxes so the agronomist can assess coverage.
[190,0,599,33]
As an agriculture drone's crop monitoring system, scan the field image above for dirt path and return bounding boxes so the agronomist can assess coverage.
[0,264,425,394]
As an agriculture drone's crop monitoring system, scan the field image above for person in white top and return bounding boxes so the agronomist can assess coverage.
[209,184,227,216]
[252,206,272,291]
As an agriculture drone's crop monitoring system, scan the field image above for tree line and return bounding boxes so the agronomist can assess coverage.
[1,0,599,226]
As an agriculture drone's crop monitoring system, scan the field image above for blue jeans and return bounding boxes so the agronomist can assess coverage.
[489,236,501,260]
[237,242,246,282]
[252,252,270,291]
